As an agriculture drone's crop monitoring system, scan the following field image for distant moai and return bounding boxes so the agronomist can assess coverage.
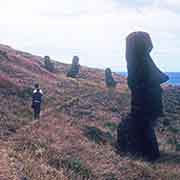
[117,31,169,161]
[0,50,8,61]
[44,56,55,72]
[67,56,80,78]
[105,68,117,88]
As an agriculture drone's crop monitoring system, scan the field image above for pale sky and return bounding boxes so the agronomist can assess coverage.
[0,0,180,71]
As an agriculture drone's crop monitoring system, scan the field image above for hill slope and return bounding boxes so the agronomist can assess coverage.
[0,44,180,180]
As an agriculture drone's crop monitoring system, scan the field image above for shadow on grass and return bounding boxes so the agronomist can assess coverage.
[83,126,113,144]
[114,147,180,165]
[156,152,180,165]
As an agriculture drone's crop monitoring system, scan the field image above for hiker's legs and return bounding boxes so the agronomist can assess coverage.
[34,104,41,120]
[34,108,38,120]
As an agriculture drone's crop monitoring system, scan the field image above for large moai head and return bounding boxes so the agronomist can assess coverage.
[126,31,153,60]
[105,68,116,88]
[67,56,80,78]
[0,50,8,61]
[44,56,54,72]
[126,31,168,88]
[105,68,112,76]
[72,56,79,66]
[44,55,50,61]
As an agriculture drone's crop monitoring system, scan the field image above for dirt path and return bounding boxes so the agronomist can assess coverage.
[0,141,15,180]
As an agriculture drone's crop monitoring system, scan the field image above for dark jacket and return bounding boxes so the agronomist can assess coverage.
[32,89,43,108]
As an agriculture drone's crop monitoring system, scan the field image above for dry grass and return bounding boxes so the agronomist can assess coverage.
[0,44,180,179]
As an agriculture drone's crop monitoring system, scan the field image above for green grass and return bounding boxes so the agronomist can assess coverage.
[18,87,33,99]
[104,122,118,132]
[62,158,92,178]
[168,126,180,134]
[48,155,93,179]
[176,143,180,151]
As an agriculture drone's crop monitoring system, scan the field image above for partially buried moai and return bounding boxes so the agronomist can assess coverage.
[117,31,169,161]
[105,68,117,98]
[67,56,80,78]
[105,68,117,88]
[44,56,55,72]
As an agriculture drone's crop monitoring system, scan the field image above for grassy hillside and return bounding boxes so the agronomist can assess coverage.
[0,44,180,180]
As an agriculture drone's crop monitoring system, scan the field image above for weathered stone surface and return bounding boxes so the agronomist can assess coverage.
[117,114,160,161]
[44,56,55,72]
[117,31,169,161]
[67,56,80,78]
[105,68,117,88]
[0,50,8,61]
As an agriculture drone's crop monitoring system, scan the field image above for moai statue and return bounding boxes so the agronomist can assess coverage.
[105,68,117,88]
[0,50,8,61]
[44,56,55,72]
[67,56,80,78]
[117,31,169,161]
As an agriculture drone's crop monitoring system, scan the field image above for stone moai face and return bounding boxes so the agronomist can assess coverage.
[105,68,112,77]
[105,68,110,73]
[67,56,80,78]
[72,56,79,65]
[44,56,50,61]
[105,68,112,74]
[126,31,169,87]
[126,31,153,61]
[105,68,116,87]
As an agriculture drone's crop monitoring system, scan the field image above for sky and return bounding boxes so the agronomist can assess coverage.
[0,0,180,72]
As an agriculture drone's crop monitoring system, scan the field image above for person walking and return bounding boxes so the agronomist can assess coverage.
[31,84,43,120]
